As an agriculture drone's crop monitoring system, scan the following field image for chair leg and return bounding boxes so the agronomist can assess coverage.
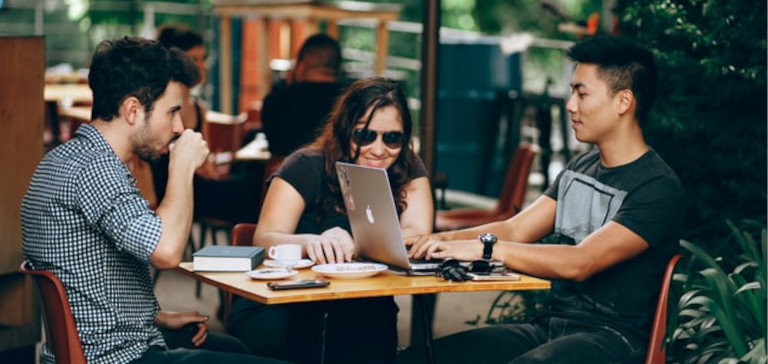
[212,225,220,245]
[195,222,209,299]
[184,234,196,261]
[152,267,161,285]
[216,289,227,321]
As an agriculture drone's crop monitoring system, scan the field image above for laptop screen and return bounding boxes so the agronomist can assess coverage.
[335,162,416,271]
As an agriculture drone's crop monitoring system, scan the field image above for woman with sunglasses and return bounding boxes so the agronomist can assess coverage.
[227,77,434,364]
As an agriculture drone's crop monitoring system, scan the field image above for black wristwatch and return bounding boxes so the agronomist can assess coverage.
[478,233,497,260]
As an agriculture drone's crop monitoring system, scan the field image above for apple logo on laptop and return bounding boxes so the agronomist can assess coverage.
[365,204,375,224]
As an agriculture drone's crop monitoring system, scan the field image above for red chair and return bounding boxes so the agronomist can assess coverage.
[19,260,86,364]
[645,254,683,364]
[435,143,538,231]
[222,223,258,326]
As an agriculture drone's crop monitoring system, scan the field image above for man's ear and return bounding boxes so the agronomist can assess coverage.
[122,96,142,125]
[615,89,634,116]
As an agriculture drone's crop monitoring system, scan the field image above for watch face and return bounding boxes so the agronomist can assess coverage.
[479,233,497,244]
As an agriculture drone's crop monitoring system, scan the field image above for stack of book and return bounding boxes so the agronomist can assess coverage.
[193,245,265,272]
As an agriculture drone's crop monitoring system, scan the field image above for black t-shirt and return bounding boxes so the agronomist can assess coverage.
[261,82,346,156]
[542,148,685,343]
[273,147,428,235]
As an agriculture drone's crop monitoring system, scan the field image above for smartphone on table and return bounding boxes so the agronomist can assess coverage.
[267,279,331,290]
[466,272,521,281]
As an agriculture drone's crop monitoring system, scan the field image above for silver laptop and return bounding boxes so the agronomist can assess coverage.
[335,162,442,275]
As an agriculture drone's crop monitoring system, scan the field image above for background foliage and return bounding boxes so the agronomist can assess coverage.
[670,222,766,363]
[615,0,767,243]
[615,1,766,361]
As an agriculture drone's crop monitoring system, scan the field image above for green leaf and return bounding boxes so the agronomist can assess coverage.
[699,269,749,356]
[740,337,767,364]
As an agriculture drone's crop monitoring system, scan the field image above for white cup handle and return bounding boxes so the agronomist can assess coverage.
[268,246,278,260]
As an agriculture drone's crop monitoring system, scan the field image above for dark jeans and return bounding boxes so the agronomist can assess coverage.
[130,325,292,364]
[396,316,646,364]
[228,296,399,364]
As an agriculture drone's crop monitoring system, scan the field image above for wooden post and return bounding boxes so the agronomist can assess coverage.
[219,15,232,114]
[0,36,44,361]
[375,21,389,76]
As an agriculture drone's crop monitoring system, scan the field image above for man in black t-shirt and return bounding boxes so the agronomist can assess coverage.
[261,33,346,157]
[399,36,684,364]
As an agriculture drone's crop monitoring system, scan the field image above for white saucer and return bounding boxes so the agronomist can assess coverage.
[263,259,315,269]
[311,263,388,279]
[245,268,298,280]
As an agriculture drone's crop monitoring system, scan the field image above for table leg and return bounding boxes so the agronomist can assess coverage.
[413,294,436,364]
[319,310,329,364]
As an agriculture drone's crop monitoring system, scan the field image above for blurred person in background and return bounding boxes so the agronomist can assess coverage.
[261,33,347,158]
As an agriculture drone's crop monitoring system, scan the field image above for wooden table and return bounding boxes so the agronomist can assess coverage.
[206,110,248,125]
[176,262,549,304]
[46,103,246,131]
[44,83,92,104]
[44,84,93,144]
[58,106,91,123]
[176,262,549,363]
[234,135,271,161]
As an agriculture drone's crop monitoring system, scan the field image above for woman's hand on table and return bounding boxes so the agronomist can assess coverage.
[154,310,209,347]
[306,227,355,264]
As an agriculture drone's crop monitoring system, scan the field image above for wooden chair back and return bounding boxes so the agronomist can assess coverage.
[19,260,86,364]
[645,254,683,364]
[222,223,258,325]
[495,143,538,217]
[434,143,538,231]
[206,122,244,155]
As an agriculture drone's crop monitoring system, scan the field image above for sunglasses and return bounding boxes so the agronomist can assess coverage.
[352,129,405,149]
[436,258,493,281]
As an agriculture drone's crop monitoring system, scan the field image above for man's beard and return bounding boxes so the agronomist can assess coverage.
[132,116,164,162]
[134,144,161,162]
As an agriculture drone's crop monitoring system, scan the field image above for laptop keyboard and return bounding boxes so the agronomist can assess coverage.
[408,257,443,265]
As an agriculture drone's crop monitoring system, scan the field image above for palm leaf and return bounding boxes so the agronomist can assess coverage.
[670,224,766,363]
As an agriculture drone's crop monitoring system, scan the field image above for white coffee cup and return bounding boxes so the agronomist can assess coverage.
[268,244,302,264]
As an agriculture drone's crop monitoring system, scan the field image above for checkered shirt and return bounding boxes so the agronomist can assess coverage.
[21,124,166,364]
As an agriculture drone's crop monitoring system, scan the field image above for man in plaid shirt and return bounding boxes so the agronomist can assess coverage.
[22,37,289,364]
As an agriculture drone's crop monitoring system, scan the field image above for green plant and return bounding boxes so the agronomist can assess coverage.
[616,0,767,243]
[483,290,548,325]
[668,221,767,363]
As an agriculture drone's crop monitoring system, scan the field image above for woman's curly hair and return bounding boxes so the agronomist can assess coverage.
[311,77,421,221]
